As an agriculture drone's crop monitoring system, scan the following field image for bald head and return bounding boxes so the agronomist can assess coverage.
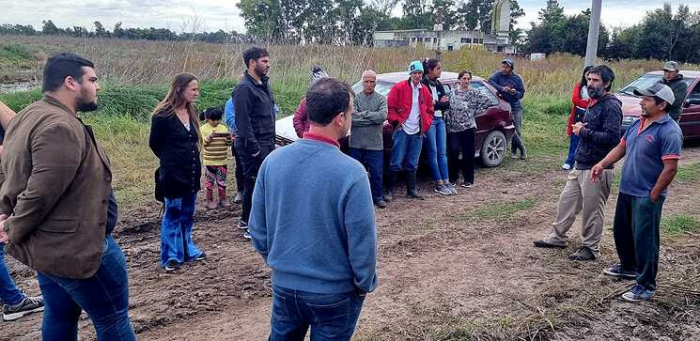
[361,70,377,94]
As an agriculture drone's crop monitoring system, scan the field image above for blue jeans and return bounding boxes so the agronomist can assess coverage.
[613,193,665,291]
[565,133,580,166]
[0,243,24,306]
[389,128,423,172]
[160,193,203,267]
[38,236,136,341]
[423,117,449,181]
[348,148,384,203]
[270,285,365,341]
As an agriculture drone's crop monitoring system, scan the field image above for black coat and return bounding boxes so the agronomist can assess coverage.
[149,112,201,199]
[575,93,622,170]
[232,71,276,156]
[422,77,450,113]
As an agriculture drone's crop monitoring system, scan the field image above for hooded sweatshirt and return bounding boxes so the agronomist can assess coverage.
[658,74,687,121]
[574,93,622,170]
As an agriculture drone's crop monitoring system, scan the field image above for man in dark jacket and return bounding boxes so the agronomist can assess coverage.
[534,65,622,262]
[489,59,526,159]
[658,61,687,121]
[232,47,275,239]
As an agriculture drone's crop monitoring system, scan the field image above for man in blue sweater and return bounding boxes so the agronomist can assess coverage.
[490,59,527,159]
[249,77,378,340]
[224,97,245,204]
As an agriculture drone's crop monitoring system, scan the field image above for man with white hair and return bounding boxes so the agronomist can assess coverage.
[593,83,683,302]
[349,70,388,209]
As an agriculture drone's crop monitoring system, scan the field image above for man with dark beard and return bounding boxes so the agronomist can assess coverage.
[233,47,276,239]
[533,65,622,262]
[0,53,136,339]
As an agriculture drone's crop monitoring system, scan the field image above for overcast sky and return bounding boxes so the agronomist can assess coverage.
[0,0,698,34]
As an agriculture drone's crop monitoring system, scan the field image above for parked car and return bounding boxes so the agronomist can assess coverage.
[275,71,515,167]
[617,70,700,138]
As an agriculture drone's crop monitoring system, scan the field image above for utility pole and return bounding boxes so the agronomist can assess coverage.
[584,0,602,66]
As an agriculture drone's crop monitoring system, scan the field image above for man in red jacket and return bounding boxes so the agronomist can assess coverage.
[385,61,435,200]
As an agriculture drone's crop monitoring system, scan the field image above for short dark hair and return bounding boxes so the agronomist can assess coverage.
[200,107,223,121]
[243,47,269,68]
[458,70,472,79]
[588,65,615,91]
[42,53,95,92]
[306,78,353,126]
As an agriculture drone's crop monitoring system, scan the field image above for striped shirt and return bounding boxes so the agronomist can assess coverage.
[200,123,232,166]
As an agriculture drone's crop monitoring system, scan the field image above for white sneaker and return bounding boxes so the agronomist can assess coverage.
[562,163,572,170]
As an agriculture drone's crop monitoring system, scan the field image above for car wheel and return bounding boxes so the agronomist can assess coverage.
[481,130,506,167]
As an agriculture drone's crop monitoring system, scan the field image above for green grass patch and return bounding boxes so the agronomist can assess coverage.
[0,44,35,61]
[675,162,700,182]
[455,198,537,223]
[661,214,700,235]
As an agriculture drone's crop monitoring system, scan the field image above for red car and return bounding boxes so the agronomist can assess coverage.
[617,70,700,138]
[275,71,515,167]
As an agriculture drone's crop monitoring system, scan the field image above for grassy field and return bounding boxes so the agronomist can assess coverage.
[1,36,698,209]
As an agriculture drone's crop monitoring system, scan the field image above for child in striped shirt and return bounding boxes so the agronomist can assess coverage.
[200,107,233,209]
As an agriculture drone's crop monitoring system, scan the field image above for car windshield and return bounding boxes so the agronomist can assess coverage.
[619,74,695,97]
[352,81,394,97]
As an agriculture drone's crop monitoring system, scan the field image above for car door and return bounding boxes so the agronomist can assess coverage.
[681,78,700,138]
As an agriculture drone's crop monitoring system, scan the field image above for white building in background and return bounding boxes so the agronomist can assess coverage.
[373,0,515,54]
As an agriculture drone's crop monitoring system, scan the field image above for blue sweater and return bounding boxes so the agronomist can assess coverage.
[224,98,237,134]
[249,138,378,294]
[489,71,525,109]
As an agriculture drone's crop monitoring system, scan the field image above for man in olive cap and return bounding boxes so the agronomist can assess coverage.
[657,61,687,121]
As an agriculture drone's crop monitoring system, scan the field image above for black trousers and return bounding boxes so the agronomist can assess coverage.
[447,128,475,184]
[235,140,273,224]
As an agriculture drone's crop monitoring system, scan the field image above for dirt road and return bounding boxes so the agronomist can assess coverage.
[3,148,700,340]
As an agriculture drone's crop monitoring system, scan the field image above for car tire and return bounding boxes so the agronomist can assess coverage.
[480,130,506,168]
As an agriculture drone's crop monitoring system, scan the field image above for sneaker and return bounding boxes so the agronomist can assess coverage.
[461,182,473,189]
[3,296,44,321]
[374,200,387,209]
[194,253,207,261]
[569,246,596,261]
[448,183,457,194]
[243,229,252,240]
[562,163,572,170]
[622,284,656,302]
[238,220,248,230]
[219,200,230,209]
[164,260,180,272]
[233,191,244,204]
[511,152,518,159]
[603,264,636,280]
[434,184,452,195]
[533,240,567,249]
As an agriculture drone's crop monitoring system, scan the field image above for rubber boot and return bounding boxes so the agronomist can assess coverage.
[384,170,397,202]
[406,171,424,200]
[218,188,230,209]
[205,190,217,210]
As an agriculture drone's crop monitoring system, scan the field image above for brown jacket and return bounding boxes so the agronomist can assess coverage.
[0,96,112,279]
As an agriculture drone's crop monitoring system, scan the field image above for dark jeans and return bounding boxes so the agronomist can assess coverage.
[612,192,665,291]
[232,143,245,193]
[447,128,476,185]
[564,133,580,166]
[270,285,365,341]
[160,193,203,266]
[0,243,24,306]
[511,106,526,154]
[38,236,136,341]
[348,148,384,203]
[235,140,273,224]
[389,128,423,172]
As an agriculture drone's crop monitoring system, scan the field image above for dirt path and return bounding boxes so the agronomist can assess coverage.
[2,148,700,341]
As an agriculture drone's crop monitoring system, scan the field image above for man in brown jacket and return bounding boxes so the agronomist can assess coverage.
[0,53,136,340]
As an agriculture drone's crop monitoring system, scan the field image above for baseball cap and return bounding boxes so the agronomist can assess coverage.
[408,60,424,74]
[633,83,675,106]
[502,58,514,68]
[662,61,679,72]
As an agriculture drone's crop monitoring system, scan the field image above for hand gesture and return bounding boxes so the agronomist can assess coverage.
[572,122,587,136]
[590,163,604,183]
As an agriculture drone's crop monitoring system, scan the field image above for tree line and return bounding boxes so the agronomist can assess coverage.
[1,1,699,63]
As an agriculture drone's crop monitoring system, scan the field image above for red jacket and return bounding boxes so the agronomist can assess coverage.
[293,97,309,138]
[567,82,592,136]
[387,79,435,134]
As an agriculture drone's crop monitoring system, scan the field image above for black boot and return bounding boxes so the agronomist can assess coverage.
[385,170,397,202]
[406,171,423,200]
